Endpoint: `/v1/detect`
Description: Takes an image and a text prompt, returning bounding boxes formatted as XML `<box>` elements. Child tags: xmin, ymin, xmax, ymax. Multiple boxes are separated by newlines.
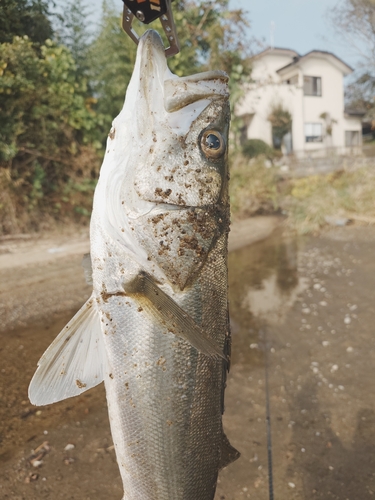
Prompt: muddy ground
<box><xmin>0</xmin><ymin>218</ymin><xmax>374</xmax><ymax>499</ymax></box>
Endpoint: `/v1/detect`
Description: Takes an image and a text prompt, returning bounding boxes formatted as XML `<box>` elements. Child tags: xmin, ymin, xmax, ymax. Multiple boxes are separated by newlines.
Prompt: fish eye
<box><xmin>200</xmin><ymin>130</ymin><xmax>225</xmax><ymax>159</ymax></box>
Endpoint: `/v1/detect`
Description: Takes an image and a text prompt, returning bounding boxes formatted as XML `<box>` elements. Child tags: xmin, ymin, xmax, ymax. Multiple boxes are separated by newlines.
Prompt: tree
<box><xmin>89</xmin><ymin>1</ymin><xmax>138</xmax><ymax>135</ymax></box>
<box><xmin>268</xmin><ymin>105</ymin><xmax>292</xmax><ymax>149</ymax></box>
<box><xmin>169</xmin><ymin>0</ymin><xmax>252</xmax><ymax>146</ymax></box>
<box><xmin>0</xmin><ymin>36</ymin><xmax>100</xmax><ymax>227</ymax></box>
<box><xmin>329</xmin><ymin>0</ymin><xmax>375</xmax><ymax>119</ymax></box>
<box><xmin>55</xmin><ymin>0</ymin><xmax>92</xmax><ymax>80</ymax></box>
<box><xmin>0</xmin><ymin>0</ymin><xmax>53</xmax><ymax>44</ymax></box>
<box><xmin>89</xmin><ymin>0</ymin><xmax>252</xmax><ymax>139</ymax></box>
<box><xmin>329</xmin><ymin>0</ymin><xmax>375</xmax><ymax>70</ymax></box>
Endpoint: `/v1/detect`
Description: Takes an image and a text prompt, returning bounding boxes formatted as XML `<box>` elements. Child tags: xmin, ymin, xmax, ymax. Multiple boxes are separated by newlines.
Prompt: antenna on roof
<box><xmin>270</xmin><ymin>21</ymin><xmax>275</xmax><ymax>49</ymax></box>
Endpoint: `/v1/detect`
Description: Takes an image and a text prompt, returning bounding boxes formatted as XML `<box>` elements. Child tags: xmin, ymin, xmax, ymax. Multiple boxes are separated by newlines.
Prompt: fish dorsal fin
<box><xmin>219</xmin><ymin>432</ymin><xmax>240</xmax><ymax>470</ymax></box>
<box><xmin>29</xmin><ymin>296</ymin><xmax>105</xmax><ymax>406</ymax></box>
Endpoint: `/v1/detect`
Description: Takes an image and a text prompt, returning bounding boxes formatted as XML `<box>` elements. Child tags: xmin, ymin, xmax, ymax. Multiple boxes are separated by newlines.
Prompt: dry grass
<box><xmin>3</xmin><ymin>151</ymin><xmax>375</xmax><ymax>236</ymax></box>
<box><xmin>229</xmin><ymin>154</ymin><xmax>375</xmax><ymax>234</ymax></box>
<box><xmin>229</xmin><ymin>154</ymin><xmax>280</xmax><ymax>220</ymax></box>
<box><xmin>285</xmin><ymin>167</ymin><xmax>375</xmax><ymax>234</ymax></box>
<box><xmin>0</xmin><ymin>146</ymin><xmax>100</xmax><ymax>236</ymax></box>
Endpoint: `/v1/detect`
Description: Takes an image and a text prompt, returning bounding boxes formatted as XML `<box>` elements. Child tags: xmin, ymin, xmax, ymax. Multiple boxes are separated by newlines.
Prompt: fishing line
<box><xmin>259</xmin><ymin>327</ymin><xmax>274</xmax><ymax>500</ymax></box>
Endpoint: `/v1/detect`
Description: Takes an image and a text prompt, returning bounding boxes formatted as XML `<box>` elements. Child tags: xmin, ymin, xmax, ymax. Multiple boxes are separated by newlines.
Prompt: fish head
<box><xmin>95</xmin><ymin>30</ymin><xmax>230</xmax><ymax>289</ymax></box>
<box><xmin>125</xmin><ymin>30</ymin><xmax>230</xmax><ymax>209</ymax></box>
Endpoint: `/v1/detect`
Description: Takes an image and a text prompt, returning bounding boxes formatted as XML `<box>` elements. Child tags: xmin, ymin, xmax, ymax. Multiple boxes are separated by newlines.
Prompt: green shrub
<box><xmin>0</xmin><ymin>36</ymin><xmax>101</xmax><ymax>234</ymax></box>
<box><xmin>242</xmin><ymin>139</ymin><xmax>276</xmax><ymax>160</ymax></box>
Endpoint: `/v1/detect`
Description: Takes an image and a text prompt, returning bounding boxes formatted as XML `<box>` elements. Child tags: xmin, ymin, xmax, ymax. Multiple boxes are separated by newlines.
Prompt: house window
<box><xmin>345</xmin><ymin>131</ymin><xmax>360</xmax><ymax>146</ymax></box>
<box><xmin>303</xmin><ymin>76</ymin><xmax>322</xmax><ymax>96</ymax></box>
<box><xmin>305</xmin><ymin>123</ymin><xmax>323</xmax><ymax>142</ymax></box>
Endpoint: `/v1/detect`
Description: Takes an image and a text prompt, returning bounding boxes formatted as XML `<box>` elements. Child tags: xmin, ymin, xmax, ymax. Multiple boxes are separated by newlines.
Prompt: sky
<box><xmin>230</xmin><ymin>0</ymin><xmax>359</xmax><ymax>68</ymax></box>
<box><xmin>59</xmin><ymin>0</ymin><xmax>362</xmax><ymax>73</ymax></box>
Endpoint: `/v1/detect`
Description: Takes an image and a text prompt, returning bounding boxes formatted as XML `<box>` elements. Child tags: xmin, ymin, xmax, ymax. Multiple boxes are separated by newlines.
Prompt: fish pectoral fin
<box><xmin>124</xmin><ymin>272</ymin><xmax>225</xmax><ymax>361</ymax></box>
<box><xmin>219</xmin><ymin>432</ymin><xmax>240</xmax><ymax>470</ymax></box>
<box><xmin>28</xmin><ymin>295</ymin><xmax>105</xmax><ymax>406</ymax></box>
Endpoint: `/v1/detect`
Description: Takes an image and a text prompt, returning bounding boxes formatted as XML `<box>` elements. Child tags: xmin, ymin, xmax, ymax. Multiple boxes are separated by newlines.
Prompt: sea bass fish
<box><xmin>29</xmin><ymin>29</ymin><xmax>239</xmax><ymax>499</ymax></box>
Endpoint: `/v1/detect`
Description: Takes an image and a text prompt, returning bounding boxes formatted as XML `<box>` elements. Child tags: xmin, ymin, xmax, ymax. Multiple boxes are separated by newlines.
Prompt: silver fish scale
<box><xmin>94</xmin><ymin>229</ymin><xmax>228</xmax><ymax>500</ymax></box>
<box><xmin>28</xmin><ymin>30</ymin><xmax>237</xmax><ymax>500</ymax></box>
<box><xmin>183</xmin><ymin>233</ymin><xmax>228</xmax><ymax>499</ymax></box>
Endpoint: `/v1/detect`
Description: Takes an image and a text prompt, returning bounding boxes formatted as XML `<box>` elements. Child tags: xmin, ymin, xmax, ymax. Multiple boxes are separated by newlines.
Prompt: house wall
<box><xmin>238</xmin><ymin>50</ymin><xmax>363</xmax><ymax>155</ymax></box>
<box><xmin>300</xmin><ymin>57</ymin><xmax>346</xmax><ymax>150</ymax></box>
<box><xmin>237</xmin><ymin>53</ymin><xmax>300</xmax><ymax>148</ymax></box>
<box><xmin>237</xmin><ymin>78</ymin><xmax>305</xmax><ymax>152</ymax></box>
<box><xmin>251</xmin><ymin>53</ymin><xmax>296</xmax><ymax>82</ymax></box>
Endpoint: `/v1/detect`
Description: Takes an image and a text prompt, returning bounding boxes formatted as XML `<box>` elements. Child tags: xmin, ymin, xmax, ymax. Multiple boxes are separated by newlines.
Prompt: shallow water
<box><xmin>1</xmin><ymin>226</ymin><xmax>375</xmax><ymax>499</ymax></box>
<box><xmin>219</xmin><ymin>227</ymin><xmax>375</xmax><ymax>500</ymax></box>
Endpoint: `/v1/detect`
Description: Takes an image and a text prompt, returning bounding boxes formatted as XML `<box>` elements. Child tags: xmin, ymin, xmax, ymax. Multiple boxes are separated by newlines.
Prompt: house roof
<box><xmin>345</xmin><ymin>107</ymin><xmax>367</xmax><ymax>117</ymax></box>
<box><xmin>251</xmin><ymin>47</ymin><xmax>300</xmax><ymax>60</ymax></box>
<box><xmin>276</xmin><ymin>50</ymin><xmax>353</xmax><ymax>76</ymax></box>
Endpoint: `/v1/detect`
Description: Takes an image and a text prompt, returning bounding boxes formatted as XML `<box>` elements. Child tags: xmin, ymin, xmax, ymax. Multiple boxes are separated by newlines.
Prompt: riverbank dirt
<box><xmin>1</xmin><ymin>218</ymin><xmax>375</xmax><ymax>499</ymax></box>
<box><xmin>0</xmin><ymin>216</ymin><xmax>280</xmax><ymax>333</ymax></box>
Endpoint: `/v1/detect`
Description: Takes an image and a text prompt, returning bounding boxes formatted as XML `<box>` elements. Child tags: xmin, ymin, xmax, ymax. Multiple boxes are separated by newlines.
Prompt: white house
<box><xmin>237</xmin><ymin>47</ymin><xmax>363</xmax><ymax>156</ymax></box>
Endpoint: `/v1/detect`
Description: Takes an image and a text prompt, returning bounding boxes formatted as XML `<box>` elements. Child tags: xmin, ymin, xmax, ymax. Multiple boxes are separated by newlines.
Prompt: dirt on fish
<box><xmin>1</xmin><ymin>219</ymin><xmax>375</xmax><ymax>499</ymax></box>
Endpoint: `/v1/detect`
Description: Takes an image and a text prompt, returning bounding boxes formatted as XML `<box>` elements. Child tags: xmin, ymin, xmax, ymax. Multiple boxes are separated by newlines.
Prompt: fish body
<box><xmin>29</xmin><ymin>30</ymin><xmax>238</xmax><ymax>499</ymax></box>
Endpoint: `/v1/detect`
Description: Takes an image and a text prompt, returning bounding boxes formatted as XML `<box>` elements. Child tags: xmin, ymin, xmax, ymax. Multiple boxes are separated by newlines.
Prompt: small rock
<box><xmin>25</xmin><ymin>473</ymin><xmax>39</xmax><ymax>483</ymax></box>
<box><xmin>64</xmin><ymin>443</ymin><xmax>75</xmax><ymax>451</ymax></box>
<box><xmin>288</xmin><ymin>482</ymin><xmax>296</xmax><ymax>488</ymax></box>
<box><xmin>31</xmin><ymin>459</ymin><xmax>43</xmax><ymax>468</ymax></box>
<box><xmin>344</xmin><ymin>317</ymin><xmax>351</xmax><ymax>325</ymax></box>
<box><xmin>346</xmin><ymin>346</ymin><xmax>353</xmax><ymax>353</ymax></box>
<box><xmin>325</xmin><ymin>216</ymin><xmax>350</xmax><ymax>226</ymax></box>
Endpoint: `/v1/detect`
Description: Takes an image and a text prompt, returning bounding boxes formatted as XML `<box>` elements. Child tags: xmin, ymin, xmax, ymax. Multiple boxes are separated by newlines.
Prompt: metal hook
<box><xmin>122</xmin><ymin>0</ymin><xmax>180</xmax><ymax>57</ymax></box>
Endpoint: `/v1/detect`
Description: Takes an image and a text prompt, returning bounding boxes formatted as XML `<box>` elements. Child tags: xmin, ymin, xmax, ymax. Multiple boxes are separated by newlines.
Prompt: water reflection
<box><xmin>228</xmin><ymin>229</ymin><xmax>307</xmax><ymax>355</ymax></box>
<box><xmin>219</xmin><ymin>230</ymin><xmax>310</xmax><ymax>499</ymax></box>
<box><xmin>221</xmin><ymin>225</ymin><xmax>375</xmax><ymax>500</ymax></box>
